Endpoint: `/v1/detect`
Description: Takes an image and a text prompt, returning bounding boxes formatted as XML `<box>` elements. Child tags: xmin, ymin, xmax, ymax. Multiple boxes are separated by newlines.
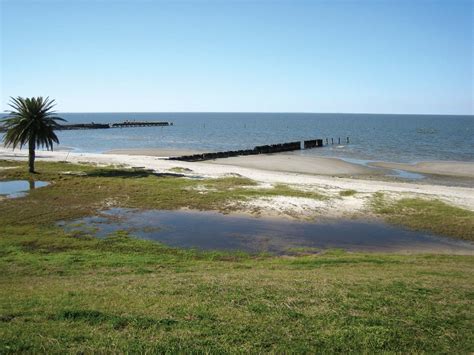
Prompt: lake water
<box><xmin>2</xmin><ymin>113</ymin><xmax>472</xmax><ymax>163</ymax></box>
<box><xmin>59</xmin><ymin>208</ymin><xmax>474</xmax><ymax>254</ymax></box>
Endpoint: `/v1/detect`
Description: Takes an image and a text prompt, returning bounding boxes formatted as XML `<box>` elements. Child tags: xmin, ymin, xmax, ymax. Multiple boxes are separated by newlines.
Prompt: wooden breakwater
<box><xmin>169</xmin><ymin>139</ymin><xmax>325</xmax><ymax>162</ymax></box>
<box><xmin>304</xmin><ymin>139</ymin><xmax>324</xmax><ymax>149</ymax></box>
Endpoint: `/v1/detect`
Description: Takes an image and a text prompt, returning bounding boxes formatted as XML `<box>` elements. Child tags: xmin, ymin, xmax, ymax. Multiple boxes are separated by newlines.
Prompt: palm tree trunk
<box><xmin>28</xmin><ymin>139</ymin><xmax>36</xmax><ymax>173</ymax></box>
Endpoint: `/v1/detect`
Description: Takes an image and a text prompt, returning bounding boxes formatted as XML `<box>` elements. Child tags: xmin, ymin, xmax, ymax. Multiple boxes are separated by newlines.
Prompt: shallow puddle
<box><xmin>340</xmin><ymin>158</ymin><xmax>425</xmax><ymax>180</ymax></box>
<box><xmin>389</xmin><ymin>169</ymin><xmax>425</xmax><ymax>180</ymax></box>
<box><xmin>59</xmin><ymin>208</ymin><xmax>474</xmax><ymax>254</ymax></box>
<box><xmin>0</xmin><ymin>180</ymin><xmax>49</xmax><ymax>198</ymax></box>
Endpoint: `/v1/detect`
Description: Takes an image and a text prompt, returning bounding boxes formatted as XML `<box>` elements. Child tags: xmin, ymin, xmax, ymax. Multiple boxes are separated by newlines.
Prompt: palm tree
<box><xmin>1</xmin><ymin>96</ymin><xmax>65</xmax><ymax>173</ymax></box>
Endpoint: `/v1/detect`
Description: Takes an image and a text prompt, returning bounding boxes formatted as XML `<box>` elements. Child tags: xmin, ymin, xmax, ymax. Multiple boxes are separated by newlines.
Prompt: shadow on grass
<box><xmin>54</xmin><ymin>310</ymin><xmax>178</xmax><ymax>330</ymax></box>
<box><xmin>85</xmin><ymin>168</ymin><xmax>185</xmax><ymax>179</ymax></box>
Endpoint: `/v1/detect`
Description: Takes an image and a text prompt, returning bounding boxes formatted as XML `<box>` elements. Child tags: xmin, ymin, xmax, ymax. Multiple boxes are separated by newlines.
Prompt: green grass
<box><xmin>0</xmin><ymin>160</ymin><xmax>325</xmax><ymax>227</ymax></box>
<box><xmin>168</xmin><ymin>166</ymin><xmax>193</xmax><ymax>173</ymax></box>
<box><xmin>373</xmin><ymin>193</ymin><xmax>474</xmax><ymax>241</ymax></box>
<box><xmin>339</xmin><ymin>189</ymin><xmax>357</xmax><ymax>197</ymax></box>
<box><xmin>0</xmin><ymin>160</ymin><xmax>473</xmax><ymax>352</ymax></box>
<box><xmin>0</xmin><ymin>232</ymin><xmax>473</xmax><ymax>353</ymax></box>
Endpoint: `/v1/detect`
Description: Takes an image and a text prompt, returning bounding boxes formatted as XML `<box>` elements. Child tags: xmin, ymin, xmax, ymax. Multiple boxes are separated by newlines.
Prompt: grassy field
<box><xmin>1</xmin><ymin>160</ymin><xmax>473</xmax><ymax>352</ymax></box>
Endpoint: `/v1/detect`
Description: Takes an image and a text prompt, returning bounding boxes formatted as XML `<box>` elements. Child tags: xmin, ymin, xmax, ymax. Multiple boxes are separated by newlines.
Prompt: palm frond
<box><xmin>1</xmin><ymin>96</ymin><xmax>66</xmax><ymax>150</ymax></box>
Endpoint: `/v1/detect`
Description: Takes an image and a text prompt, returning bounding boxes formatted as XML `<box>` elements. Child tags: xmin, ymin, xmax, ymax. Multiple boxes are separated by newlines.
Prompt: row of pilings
<box><xmin>169</xmin><ymin>139</ymin><xmax>325</xmax><ymax>162</ymax></box>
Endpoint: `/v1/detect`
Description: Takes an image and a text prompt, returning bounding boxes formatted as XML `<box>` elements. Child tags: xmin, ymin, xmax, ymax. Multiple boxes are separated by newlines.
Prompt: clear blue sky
<box><xmin>1</xmin><ymin>0</ymin><xmax>472</xmax><ymax>114</ymax></box>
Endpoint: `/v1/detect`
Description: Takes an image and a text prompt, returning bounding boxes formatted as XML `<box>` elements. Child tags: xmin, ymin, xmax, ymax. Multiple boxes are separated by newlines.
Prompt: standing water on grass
<box><xmin>2</xmin><ymin>113</ymin><xmax>472</xmax><ymax>163</ymax></box>
<box><xmin>59</xmin><ymin>209</ymin><xmax>474</xmax><ymax>255</ymax></box>
<box><xmin>0</xmin><ymin>180</ymin><xmax>49</xmax><ymax>198</ymax></box>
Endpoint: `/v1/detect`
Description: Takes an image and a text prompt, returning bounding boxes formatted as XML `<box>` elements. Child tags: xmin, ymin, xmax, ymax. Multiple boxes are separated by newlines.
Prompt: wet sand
<box><xmin>371</xmin><ymin>161</ymin><xmax>474</xmax><ymax>179</ymax></box>
<box><xmin>208</xmin><ymin>153</ymin><xmax>381</xmax><ymax>176</ymax></box>
<box><xmin>105</xmin><ymin>148</ymin><xmax>203</xmax><ymax>157</ymax></box>
<box><xmin>104</xmin><ymin>148</ymin><xmax>380</xmax><ymax>176</ymax></box>
<box><xmin>103</xmin><ymin>148</ymin><xmax>474</xmax><ymax>178</ymax></box>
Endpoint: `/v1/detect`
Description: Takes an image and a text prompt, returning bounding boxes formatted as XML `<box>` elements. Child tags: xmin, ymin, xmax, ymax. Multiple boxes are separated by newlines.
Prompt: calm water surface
<box><xmin>0</xmin><ymin>180</ymin><xmax>49</xmax><ymax>198</ymax></box>
<box><xmin>59</xmin><ymin>208</ymin><xmax>474</xmax><ymax>254</ymax></box>
<box><xmin>2</xmin><ymin>113</ymin><xmax>472</xmax><ymax>163</ymax></box>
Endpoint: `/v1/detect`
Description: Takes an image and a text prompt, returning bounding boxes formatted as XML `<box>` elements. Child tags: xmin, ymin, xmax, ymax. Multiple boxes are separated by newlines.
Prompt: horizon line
<box><xmin>1</xmin><ymin>110</ymin><xmax>472</xmax><ymax>117</ymax></box>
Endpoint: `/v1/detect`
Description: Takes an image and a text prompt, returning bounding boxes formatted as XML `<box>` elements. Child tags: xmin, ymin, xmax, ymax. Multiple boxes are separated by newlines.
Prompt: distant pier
<box><xmin>55</xmin><ymin>123</ymin><xmax>110</xmax><ymax>130</ymax></box>
<box><xmin>55</xmin><ymin>121</ymin><xmax>173</xmax><ymax>130</ymax></box>
<box><xmin>111</xmin><ymin>121</ymin><xmax>172</xmax><ymax>128</ymax></box>
<box><xmin>0</xmin><ymin>121</ymin><xmax>173</xmax><ymax>131</ymax></box>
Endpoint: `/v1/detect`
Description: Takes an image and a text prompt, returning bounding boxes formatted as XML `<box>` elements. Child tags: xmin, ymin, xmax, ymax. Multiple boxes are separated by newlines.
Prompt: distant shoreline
<box><xmin>2</xmin><ymin>146</ymin><xmax>474</xmax><ymax>180</ymax></box>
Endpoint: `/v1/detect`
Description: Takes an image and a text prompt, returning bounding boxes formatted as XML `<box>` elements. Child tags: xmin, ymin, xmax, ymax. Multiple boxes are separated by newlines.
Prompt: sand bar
<box><xmin>371</xmin><ymin>161</ymin><xmax>474</xmax><ymax>179</ymax></box>
<box><xmin>208</xmin><ymin>153</ymin><xmax>381</xmax><ymax>176</ymax></box>
<box><xmin>105</xmin><ymin>148</ymin><xmax>203</xmax><ymax>157</ymax></box>
<box><xmin>105</xmin><ymin>148</ymin><xmax>380</xmax><ymax>176</ymax></box>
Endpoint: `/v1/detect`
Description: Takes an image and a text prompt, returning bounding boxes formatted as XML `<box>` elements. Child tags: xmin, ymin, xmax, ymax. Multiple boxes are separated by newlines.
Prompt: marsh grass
<box><xmin>168</xmin><ymin>166</ymin><xmax>193</xmax><ymax>173</ymax></box>
<box><xmin>0</xmin><ymin>161</ymin><xmax>327</xmax><ymax>227</ymax></box>
<box><xmin>372</xmin><ymin>193</ymin><xmax>474</xmax><ymax>241</ymax></box>
<box><xmin>339</xmin><ymin>189</ymin><xmax>357</xmax><ymax>197</ymax></box>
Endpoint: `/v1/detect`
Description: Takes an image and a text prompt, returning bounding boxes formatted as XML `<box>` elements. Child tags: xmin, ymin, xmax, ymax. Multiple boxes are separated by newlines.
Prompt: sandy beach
<box><xmin>2</xmin><ymin>147</ymin><xmax>474</xmax><ymax>218</ymax></box>
<box><xmin>371</xmin><ymin>161</ymin><xmax>474</xmax><ymax>179</ymax></box>
<box><xmin>102</xmin><ymin>148</ymin><xmax>382</xmax><ymax>175</ymax></box>
<box><xmin>207</xmin><ymin>152</ymin><xmax>382</xmax><ymax>176</ymax></box>
<box><xmin>105</xmin><ymin>148</ymin><xmax>204</xmax><ymax>157</ymax></box>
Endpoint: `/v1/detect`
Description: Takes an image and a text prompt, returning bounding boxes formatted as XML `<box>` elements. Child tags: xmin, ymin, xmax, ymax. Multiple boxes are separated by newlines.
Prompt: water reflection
<box><xmin>59</xmin><ymin>208</ymin><xmax>474</xmax><ymax>255</ymax></box>
<box><xmin>0</xmin><ymin>180</ymin><xmax>49</xmax><ymax>198</ymax></box>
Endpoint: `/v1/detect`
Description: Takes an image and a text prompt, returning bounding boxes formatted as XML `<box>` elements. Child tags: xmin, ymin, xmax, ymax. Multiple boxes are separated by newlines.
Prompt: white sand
<box><xmin>1</xmin><ymin>147</ymin><xmax>474</xmax><ymax>217</ymax></box>
<box><xmin>105</xmin><ymin>148</ymin><xmax>203</xmax><ymax>157</ymax></box>
<box><xmin>228</xmin><ymin>194</ymin><xmax>371</xmax><ymax>220</ymax></box>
